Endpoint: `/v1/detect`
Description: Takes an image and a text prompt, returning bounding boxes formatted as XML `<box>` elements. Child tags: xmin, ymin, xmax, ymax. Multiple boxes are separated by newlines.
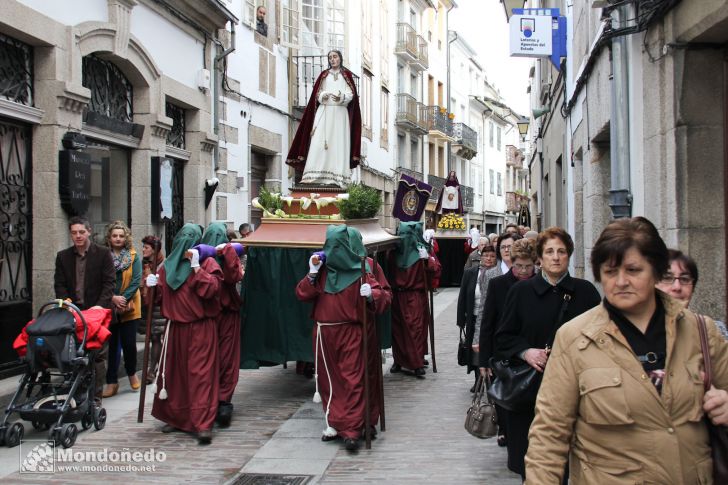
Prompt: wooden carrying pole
<box><xmin>360</xmin><ymin>256</ymin><xmax>372</xmax><ymax>449</ymax></box>
<box><xmin>372</xmin><ymin>251</ymin><xmax>385</xmax><ymax>432</ymax></box>
<box><xmin>422</xmin><ymin>258</ymin><xmax>437</xmax><ymax>373</ymax></box>
<box><xmin>138</xmin><ymin>241</ymin><xmax>160</xmax><ymax>422</ymax></box>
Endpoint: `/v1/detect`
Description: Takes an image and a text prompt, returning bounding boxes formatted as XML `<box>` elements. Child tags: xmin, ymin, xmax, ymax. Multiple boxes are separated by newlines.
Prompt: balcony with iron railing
<box><xmin>395</xmin><ymin>93</ymin><xmax>427</xmax><ymax>135</ymax></box>
<box><xmin>428</xmin><ymin>174</ymin><xmax>474</xmax><ymax>211</ymax></box>
<box><xmin>452</xmin><ymin>122</ymin><xmax>478</xmax><ymax>160</ymax></box>
<box><xmin>409</xmin><ymin>35</ymin><xmax>429</xmax><ymax>71</ymax></box>
<box><xmin>395</xmin><ymin>23</ymin><xmax>418</xmax><ymax>62</ymax></box>
<box><xmin>422</xmin><ymin>106</ymin><xmax>454</xmax><ymax>141</ymax></box>
<box><xmin>506</xmin><ymin>145</ymin><xmax>525</xmax><ymax>168</ymax></box>
<box><xmin>291</xmin><ymin>55</ymin><xmax>360</xmax><ymax>112</ymax></box>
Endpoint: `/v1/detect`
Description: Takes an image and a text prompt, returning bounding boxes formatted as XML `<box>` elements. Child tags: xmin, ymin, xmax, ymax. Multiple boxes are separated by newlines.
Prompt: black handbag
<box><xmin>697</xmin><ymin>314</ymin><xmax>728</xmax><ymax>482</ymax></box>
<box><xmin>457</xmin><ymin>327</ymin><xmax>470</xmax><ymax>367</ymax></box>
<box><xmin>487</xmin><ymin>291</ymin><xmax>572</xmax><ymax>412</ymax></box>
<box><xmin>464</xmin><ymin>375</ymin><xmax>498</xmax><ymax>439</ymax></box>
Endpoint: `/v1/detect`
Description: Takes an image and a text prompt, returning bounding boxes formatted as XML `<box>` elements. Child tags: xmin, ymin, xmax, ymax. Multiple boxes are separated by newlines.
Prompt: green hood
<box><xmin>163</xmin><ymin>223</ymin><xmax>202</xmax><ymax>290</ymax></box>
<box><xmin>323</xmin><ymin>225</ymin><xmax>370</xmax><ymax>294</ymax></box>
<box><xmin>201</xmin><ymin>222</ymin><xmax>228</xmax><ymax>265</ymax></box>
<box><xmin>396</xmin><ymin>221</ymin><xmax>428</xmax><ymax>269</ymax></box>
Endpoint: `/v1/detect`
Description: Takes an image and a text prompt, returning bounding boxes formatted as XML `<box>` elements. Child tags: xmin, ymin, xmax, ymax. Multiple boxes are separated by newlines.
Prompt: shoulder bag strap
<box><xmin>546</xmin><ymin>291</ymin><xmax>572</xmax><ymax>348</ymax></box>
<box><xmin>697</xmin><ymin>314</ymin><xmax>713</xmax><ymax>392</ymax></box>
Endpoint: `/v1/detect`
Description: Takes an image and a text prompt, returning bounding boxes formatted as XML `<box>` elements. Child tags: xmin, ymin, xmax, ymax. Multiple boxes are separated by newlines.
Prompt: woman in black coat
<box><xmin>477</xmin><ymin>238</ymin><xmax>539</xmax><ymax>446</ymax></box>
<box><xmin>493</xmin><ymin>227</ymin><xmax>600</xmax><ymax>481</ymax></box>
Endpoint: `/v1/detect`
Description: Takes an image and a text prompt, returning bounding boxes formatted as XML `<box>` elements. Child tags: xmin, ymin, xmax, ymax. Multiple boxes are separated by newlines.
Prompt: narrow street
<box><xmin>0</xmin><ymin>288</ymin><xmax>519</xmax><ymax>484</ymax></box>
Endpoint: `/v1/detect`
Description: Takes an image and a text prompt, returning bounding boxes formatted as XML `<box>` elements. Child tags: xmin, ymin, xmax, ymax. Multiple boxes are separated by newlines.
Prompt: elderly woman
<box><xmin>525</xmin><ymin>217</ymin><xmax>728</xmax><ymax>483</ymax></box>
<box><xmin>464</xmin><ymin>237</ymin><xmax>492</xmax><ymax>270</ymax></box>
<box><xmin>103</xmin><ymin>221</ymin><xmax>142</xmax><ymax>398</ymax></box>
<box><xmin>494</xmin><ymin>227</ymin><xmax>600</xmax><ymax>480</ymax></box>
<box><xmin>476</xmin><ymin>238</ymin><xmax>538</xmax><ymax>446</ymax></box>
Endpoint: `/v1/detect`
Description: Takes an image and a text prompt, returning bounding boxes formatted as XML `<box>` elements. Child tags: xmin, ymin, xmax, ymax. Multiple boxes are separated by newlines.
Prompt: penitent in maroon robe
<box><xmin>390</xmin><ymin>255</ymin><xmax>441</xmax><ymax>370</ymax></box>
<box><xmin>217</xmin><ymin>245</ymin><xmax>243</xmax><ymax>402</ymax></box>
<box><xmin>152</xmin><ymin>257</ymin><xmax>222</xmax><ymax>433</ymax></box>
<box><xmin>295</xmin><ymin>258</ymin><xmax>392</xmax><ymax>440</ymax></box>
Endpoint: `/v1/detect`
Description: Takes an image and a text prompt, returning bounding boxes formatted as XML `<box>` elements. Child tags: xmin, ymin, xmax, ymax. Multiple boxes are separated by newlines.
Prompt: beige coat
<box><xmin>525</xmin><ymin>292</ymin><xmax>728</xmax><ymax>484</ymax></box>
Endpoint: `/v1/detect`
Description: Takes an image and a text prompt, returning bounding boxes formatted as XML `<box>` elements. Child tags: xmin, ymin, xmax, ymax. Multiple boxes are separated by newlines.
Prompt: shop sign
<box><xmin>59</xmin><ymin>150</ymin><xmax>91</xmax><ymax>216</ymax></box>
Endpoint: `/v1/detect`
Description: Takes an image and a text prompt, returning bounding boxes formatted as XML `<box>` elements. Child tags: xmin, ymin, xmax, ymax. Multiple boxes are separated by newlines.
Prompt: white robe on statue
<box><xmin>301</xmin><ymin>70</ymin><xmax>353</xmax><ymax>187</ymax></box>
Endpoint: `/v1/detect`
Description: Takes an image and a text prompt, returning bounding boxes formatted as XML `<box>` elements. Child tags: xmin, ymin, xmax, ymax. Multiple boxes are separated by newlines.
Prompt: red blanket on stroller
<box><xmin>13</xmin><ymin>307</ymin><xmax>112</xmax><ymax>357</ymax></box>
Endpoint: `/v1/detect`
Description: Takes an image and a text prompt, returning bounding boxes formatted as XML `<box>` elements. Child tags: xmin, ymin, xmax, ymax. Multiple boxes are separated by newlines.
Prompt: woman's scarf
<box><xmin>163</xmin><ymin>224</ymin><xmax>202</xmax><ymax>291</ymax></box>
<box><xmin>323</xmin><ymin>225</ymin><xmax>370</xmax><ymax>294</ymax></box>
<box><xmin>112</xmin><ymin>248</ymin><xmax>133</xmax><ymax>272</ymax></box>
<box><xmin>396</xmin><ymin>221</ymin><xmax>429</xmax><ymax>269</ymax></box>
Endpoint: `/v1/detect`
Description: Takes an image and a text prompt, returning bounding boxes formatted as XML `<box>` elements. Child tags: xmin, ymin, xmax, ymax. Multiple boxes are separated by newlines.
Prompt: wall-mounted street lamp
<box><xmin>517</xmin><ymin>116</ymin><xmax>530</xmax><ymax>142</ymax></box>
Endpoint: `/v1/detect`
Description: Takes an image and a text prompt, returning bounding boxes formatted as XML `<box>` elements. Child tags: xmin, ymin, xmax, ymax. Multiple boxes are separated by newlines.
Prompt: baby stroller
<box><xmin>0</xmin><ymin>300</ymin><xmax>107</xmax><ymax>449</ymax></box>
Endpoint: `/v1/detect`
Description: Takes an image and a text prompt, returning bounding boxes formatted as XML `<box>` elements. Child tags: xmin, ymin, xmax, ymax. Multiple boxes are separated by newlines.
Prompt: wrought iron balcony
<box><xmin>428</xmin><ymin>174</ymin><xmax>474</xmax><ymax>211</ymax></box>
<box><xmin>291</xmin><ymin>55</ymin><xmax>360</xmax><ymax>112</ymax></box>
<box><xmin>395</xmin><ymin>23</ymin><xmax>419</xmax><ymax>61</ymax></box>
<box><xmin>422</xmin><ymin>106</ymin><xmax>454</xmax><ymax>141</ymax></box>
<box><xmin>506</xmin><ymin>145</ymin><xmax>525</xmax><ymax>168</ymax></box>
<box><xmin>395</xmin><ymin>93</ymin><xmax>427</xmax><ymax>135</ymax></box>
<box><xmin>452</xmin><ymin>122</ymin><xmax>478</xmax><ymax>160</ymax></box>
<box><xmin>410</xmin><ymin>35</ymin><xmax>429</xmax><ymax>71</ymax></box>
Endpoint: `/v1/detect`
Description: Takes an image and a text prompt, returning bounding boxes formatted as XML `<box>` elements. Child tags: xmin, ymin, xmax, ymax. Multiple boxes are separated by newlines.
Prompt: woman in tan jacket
<box><xmin>525</xmin><ymin>217</ymin><xmax>728</xmax><ymax>484</ymax></box>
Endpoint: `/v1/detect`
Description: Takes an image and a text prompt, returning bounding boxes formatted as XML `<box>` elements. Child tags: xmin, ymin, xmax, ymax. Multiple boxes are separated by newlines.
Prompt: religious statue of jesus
<box><xmin>286</xmin><ymin>50</ymin><xmax>362</xmax><ymax>187</ymax></box>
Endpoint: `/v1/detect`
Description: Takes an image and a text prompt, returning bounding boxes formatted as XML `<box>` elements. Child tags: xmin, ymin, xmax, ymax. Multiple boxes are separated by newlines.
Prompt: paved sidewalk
<box><xmin>0</xmin><ymin>288</ymin><xmax>520</xmax><ymax>484</ymax></box>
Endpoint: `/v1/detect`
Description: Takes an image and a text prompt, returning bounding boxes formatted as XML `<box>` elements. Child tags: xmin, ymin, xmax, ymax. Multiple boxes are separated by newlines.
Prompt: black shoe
<box><xmin>321</xmin><ymin>433</ymin><xmax>339</xmax><ymax>442</ymax></box>
<box><xmin>469</xmin><ymin>384</ymin><xmax>476</xmax><ymax>393</ymax></box>
<box><xmin>197</xmin><ymin>429</ymin><xmax>212</xmax><ymax>445</ymax></box>
<box><xmin>216</xmin><ymin>402</ymin><xmax>233</xmax><ymax>427</ymax></box>
<box><xmin>414</xmin><ymin>367</ymin><xmax>426</xmax><ymax>377</ymax></box>
<box><xmin>360</xmin><ymin>426</ymin><xmax>378</xmax><ymax>440</ymax></box>
<box><xmin>344</xmin><ymin>438</ymin><xmax>359</xmax><ymax>451</ymax></box>
<box><xmin>423</xmin><ymin>359</ymin><xmax>429</xmax><ymax>367</ymax></box>
<box><xmin>390</xmin><ymin>363</ymin><xmax>402</xmax><ymax>373</ymax></box>
<box><xmin>161</xmin><ymin>424</ymin><xmax>178</xmax><ymax>433</ymax></box>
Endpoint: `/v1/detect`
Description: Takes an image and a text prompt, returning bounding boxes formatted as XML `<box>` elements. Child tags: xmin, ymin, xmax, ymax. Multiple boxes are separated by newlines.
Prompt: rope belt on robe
<box><xmin>313</xmin><ymin>321</ymin><xmax>348</xmax><ymax>437</ymax></box>
<box><xmin>155</xmin><ymin>322</ymin><xmax>172</xmax><ymax>400</ymax></box>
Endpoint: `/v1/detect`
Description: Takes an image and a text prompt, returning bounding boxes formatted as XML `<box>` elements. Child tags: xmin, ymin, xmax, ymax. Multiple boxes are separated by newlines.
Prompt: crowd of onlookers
<box><xmin>457</xmin><ymin>218</ymin><xmax>728</xmax><ymax>484</ymax></box>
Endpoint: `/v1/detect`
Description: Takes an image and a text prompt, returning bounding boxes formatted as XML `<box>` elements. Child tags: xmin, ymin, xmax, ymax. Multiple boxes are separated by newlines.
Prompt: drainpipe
<box><xmin>213</xmin><ymin>22</ymin><xmax>236</xmax><ymax>171</ymax></box>
<box><xmin>608</xmin><ymin>4</ymin><xmax>632</xmax><ymax>218</ymax></box>
<box><xmin>446</xmin><ymin>23</ymin><xmax>457</xmax><ymax>174</ymax></box>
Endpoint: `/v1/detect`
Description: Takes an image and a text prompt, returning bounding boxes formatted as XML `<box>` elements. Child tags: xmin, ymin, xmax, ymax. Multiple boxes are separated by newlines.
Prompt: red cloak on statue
<box><xmin>286</xmin><ymin>68</ymin><xmax>362</xmax><ymax>171</ymax></box>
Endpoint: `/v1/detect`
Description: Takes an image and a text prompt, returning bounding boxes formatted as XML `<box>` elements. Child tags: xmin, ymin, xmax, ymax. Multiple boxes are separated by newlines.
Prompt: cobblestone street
<box><xmin>0</xmin><ymin>288</ymin><xmax>520</xmax><ymax>484</ymax></box>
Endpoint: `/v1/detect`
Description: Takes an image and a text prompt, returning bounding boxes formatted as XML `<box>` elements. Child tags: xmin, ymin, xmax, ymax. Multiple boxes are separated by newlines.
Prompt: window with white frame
<box><xmin>497</xmin><ymin>172</ymin><xmax>502</xmax><ymax>196</ymax></box>
<box><xmin>497</xmin><ymin>126</ymin><xmax>502</xmax><ymax>151</ymax></box>
<box><xmin>326</xmin><ymin>0</ymin><xmax>345</xmax><ymax>53</ymax></box>
<box><xmin>362</xmin><ymin>69</ymin><xmax>372</xmax><ymax>140</ymax></box>
<box><xmin>380</xmin><ymin>0</ymin><xmax>389</xmax><ymax>87</ymax></box>
<box><xmin>243</xmin><ymin>0</ymin><xmax>256</xmax><ymax>28</ymax></box>
<box><xmin>362</xmin><ymin>0</ymin><xmax>372</xmax><ymax>69</ymax></box>
<box><xmin>280</xmin><ymin>0</ymin><xmax>300</xmax><ymax>48</ymax></box>
<box><xmin>380</xmin><ymin>87</ymin><xmax>389</xmax><ymax>149</ymax></box>
<box><xmin>489</xmin><ymin>169</ymin><xmax>495</xmax><ymax>194</ymax></box>
<box><xmin>489</xmin><ymin>122</ymin><xmax>494</xmax><ymax>147</ymax></box>
<box><xmin>301</xmin><ymin>0</ymin><xmax>324</xmax><ymax>54</ymax></box>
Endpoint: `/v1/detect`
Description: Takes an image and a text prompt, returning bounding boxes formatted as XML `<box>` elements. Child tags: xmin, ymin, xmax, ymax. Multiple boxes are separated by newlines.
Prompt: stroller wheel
<box><xmin>5</xmin><ymin>422</ymin><xmax>24</xmax><ymax>448</ymax></box>
<box><xmin>59</xmin><ymin>423</ymin><xmax>77</xmax><ymax>448</ymax></box>
<box><xmin>81</xmin><ymin>411</ymin><xmax>93</xmax><ymax>430</ymax></box>
<box><xmin>93</xmin><ymin>408</ymin><xmax>107</xmax><ymax>430</ymax></box>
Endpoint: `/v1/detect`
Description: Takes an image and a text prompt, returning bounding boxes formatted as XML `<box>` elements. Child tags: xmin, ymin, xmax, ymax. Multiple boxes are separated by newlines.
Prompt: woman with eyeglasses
<box><xmin>525</xmin><ymin>218</ymin><xmax>728</xmax><ymax>483</ymax></box>
<box><xmin>656</xmin><ymin>249</ymin><xmax>728</xmax><ymax>339</ymax></box>
<box><xmin>494</xmin><ymin>227</ymin><xmax>600</xmax><ymax>481</ymax></box>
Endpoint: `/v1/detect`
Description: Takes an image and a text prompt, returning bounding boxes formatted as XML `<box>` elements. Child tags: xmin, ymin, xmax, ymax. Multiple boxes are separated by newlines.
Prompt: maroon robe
<box><xmin>151</xmin><ymin>257</ymin><xmax>222</xmax><ymax>433</ymax></box>
<box><xmin>286</xmin><ymin>68</ymin><xmax>362</xmax><ymax>171</ymax></box>
<box><xmin>295</xmin><ymin>258</ymin><xmax>391</xmax><ymax>440</ymax></box>
<box><xmin>216</xmin><ymin>245</ymin><xmax>243</xmax><ymax>402</ymax></box>
<box><xmin>390</xmin><ymin>255</ymin><xmax>442</xmax><ymax>370</ymax></box>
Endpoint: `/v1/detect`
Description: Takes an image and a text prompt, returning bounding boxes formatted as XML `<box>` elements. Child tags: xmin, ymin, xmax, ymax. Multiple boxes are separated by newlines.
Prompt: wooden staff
<box><xmin>422</xmin><ymin>257</ymin><xmax>437</xmax><ymax>373</ymax></box>
<box><xmin>360</xmin><ymin>256</ymin><xmax>372</xmax><ymax>450</ymax></box>
<box><xmin>372</xmin><ymin>250</ymin><xmax>386</xmax><ymax>432</ymax></box>
<box><xmin>138</xmin><ymin>239</ymin><xmax>161</xmax><ymax>423</ymax></box>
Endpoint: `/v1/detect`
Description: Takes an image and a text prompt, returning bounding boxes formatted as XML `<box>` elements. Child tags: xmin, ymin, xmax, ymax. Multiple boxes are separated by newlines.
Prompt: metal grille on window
<box><xmin>165</xmin><ymin>102</ymin><xmax>186</xmax><ymax>149</ymax></box>
<box><xmin>164</xmin><ymin>160</ymin><xmax>185</xmax><ymax>255</ymax></box>
<box><xmin>0</xmin><ymin>33</ymin><xmax>33</xmax><ymax>106</ymax></box>
<box><xmin>82</xmin><ymin>55</ymin><xmax>133</xmax><ymax>122</ymax></box>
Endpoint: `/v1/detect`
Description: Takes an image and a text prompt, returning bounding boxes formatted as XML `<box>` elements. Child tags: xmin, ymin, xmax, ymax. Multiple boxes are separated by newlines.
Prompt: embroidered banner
<box><xmin>393</xmin><ymin>173</ymin><xmax>432</xmax><ymax>222</ymax></box>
